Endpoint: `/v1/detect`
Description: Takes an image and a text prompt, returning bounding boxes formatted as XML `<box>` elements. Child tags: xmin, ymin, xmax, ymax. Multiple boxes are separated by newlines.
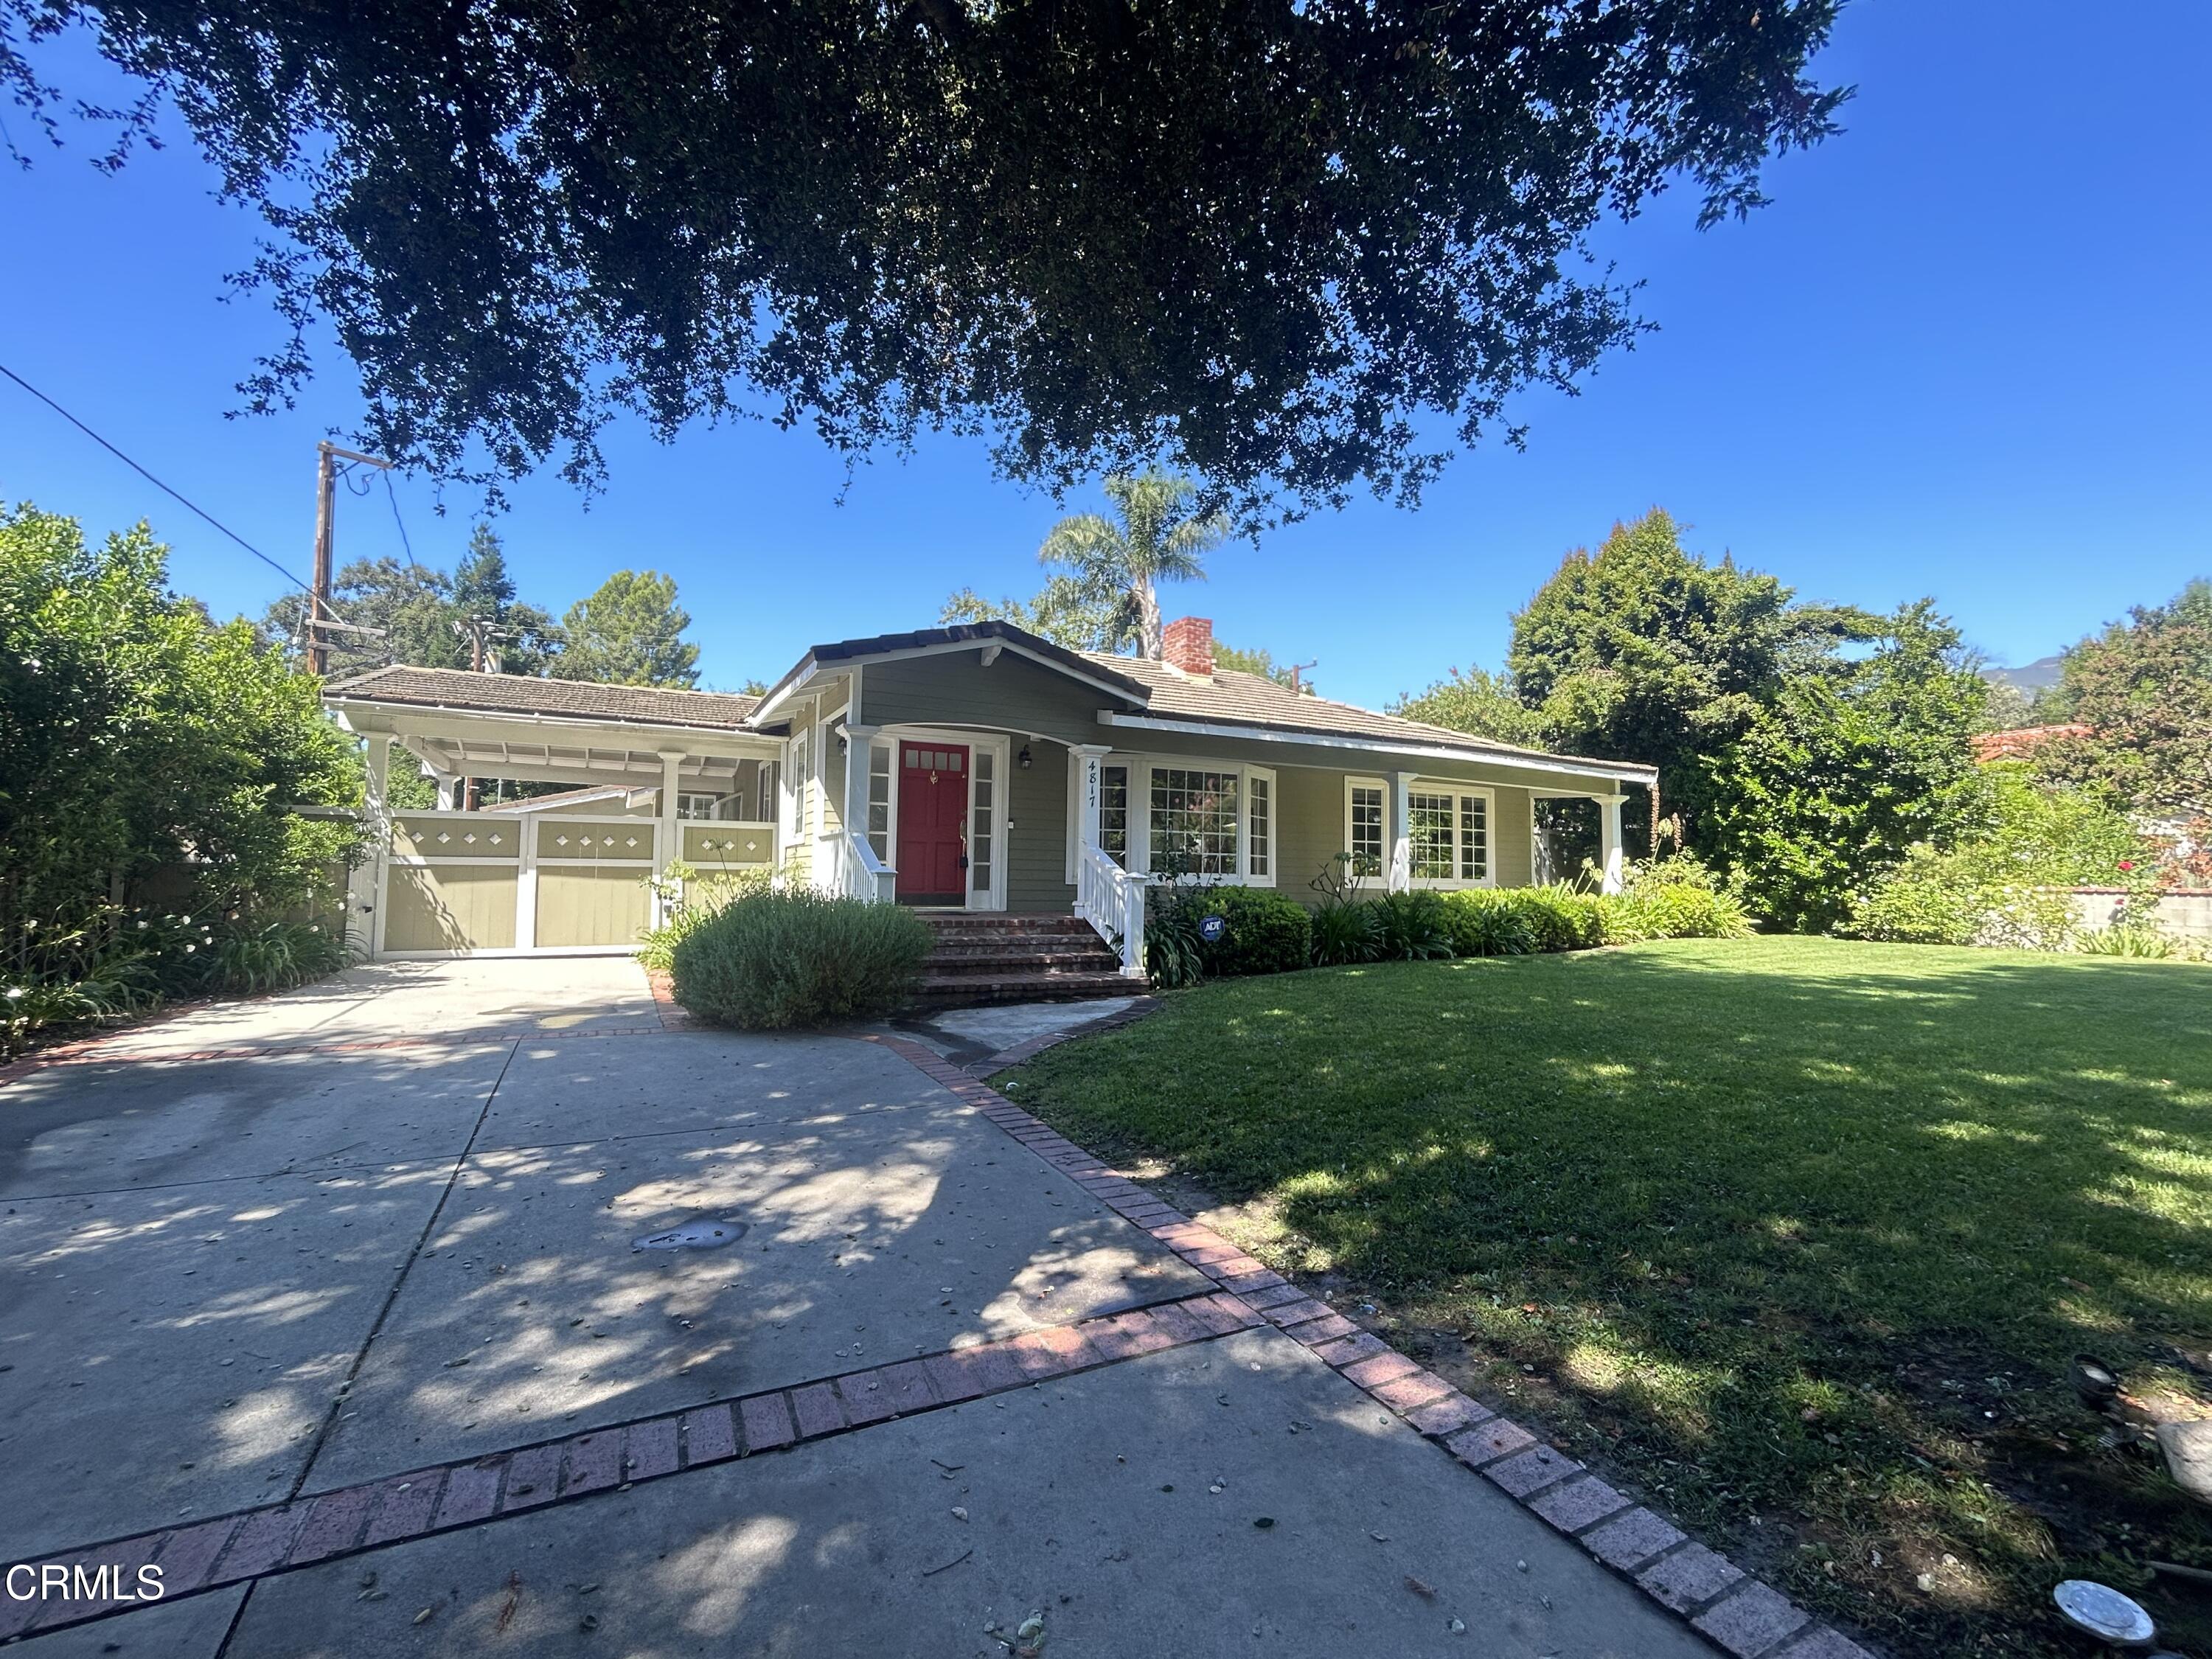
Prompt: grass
<box><xmin>999</xmin><ymin>937</ymin><xmax>2212</xmax><ymax>1658</ymax></box>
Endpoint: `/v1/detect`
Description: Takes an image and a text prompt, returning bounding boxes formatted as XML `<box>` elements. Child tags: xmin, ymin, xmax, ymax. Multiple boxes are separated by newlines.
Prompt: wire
<box><xmin>0</xmin><ymin>358</ymin><xmax>311</xmax><ymax>593</ymax></box>
<box><xmin>381</xmin><ymin>471</ymin><xmax>416</xmax><ymax>564</ymax></box>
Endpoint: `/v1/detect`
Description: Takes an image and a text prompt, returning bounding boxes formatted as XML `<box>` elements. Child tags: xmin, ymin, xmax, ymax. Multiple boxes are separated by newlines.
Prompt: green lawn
<box><xmin>1001</xmin><ymin>937</ymin><xmax>2212</xmax><ymax>1659</ymax></box>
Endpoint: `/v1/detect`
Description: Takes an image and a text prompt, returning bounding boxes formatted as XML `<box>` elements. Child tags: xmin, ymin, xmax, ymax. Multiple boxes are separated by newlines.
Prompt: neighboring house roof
<box><xmin>1972</xmin><ymin>723</ymin><xmax>2090</xmax><ymax>763</ymax></box>
<box><xmin>480</xmin><ymin>785</ymin><xmax>639</xmax><ymax>813</ymax></box>
<box><xmin>326</xmin><ymin>664</ymin><xmax>760</xmax><ymax>730</ymax></box>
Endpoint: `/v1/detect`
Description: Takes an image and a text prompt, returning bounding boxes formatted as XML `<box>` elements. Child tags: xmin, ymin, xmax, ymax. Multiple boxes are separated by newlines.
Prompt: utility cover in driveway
<box><xmin>632</xmin><ymin>1217</ymin><xmax>750</xmax><ymax>1251</ymax></box>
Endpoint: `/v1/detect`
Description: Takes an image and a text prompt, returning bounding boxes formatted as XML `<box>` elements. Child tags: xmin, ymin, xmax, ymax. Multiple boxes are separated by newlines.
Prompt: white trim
<box><xmin>1106</xmin><ymin>750</ymin><xmax>1278</xmax><ymax>888</ymax></box>
<box><xmin>880</xmin><ymin>726</ymin><xmax>1012</xmax><ymax>911</ymax></box>
<box><xmin>1342</xmin><ymin>776</ymin><xmax>1497</xmax><ymax>889</ymax></box>
<box><xmin>330</xmin><ymin>696</ymin><xmax>777</xmax><ymax>745</ymax></box>
<box><xmin>1094</xmin><ymin>711</ymin><xmax>1655</xmax><ymax>787</ymax></box>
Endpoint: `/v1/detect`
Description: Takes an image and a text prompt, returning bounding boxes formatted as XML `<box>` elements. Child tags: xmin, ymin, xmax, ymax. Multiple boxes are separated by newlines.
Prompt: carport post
<box><xmin>349</xmin><ymin>733</ymin><xmax>392</xmax><ymax>959</ymax></box>
<box><xmin>655</xmin><ymin>749</ymin><xmax>684</xmax><ymax>922</ymax></box>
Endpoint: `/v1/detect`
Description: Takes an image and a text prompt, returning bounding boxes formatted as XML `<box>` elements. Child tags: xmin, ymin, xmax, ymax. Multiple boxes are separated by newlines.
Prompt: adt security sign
<box><xmin>1197</xmin><ymin>915</ymin><xmax>1228</xmax><ymax>944</ymax></box>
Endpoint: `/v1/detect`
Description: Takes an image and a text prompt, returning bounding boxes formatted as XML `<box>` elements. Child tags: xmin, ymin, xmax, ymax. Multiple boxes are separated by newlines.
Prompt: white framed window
<box><xmin>1346</xmin><ymin>779</ymin><xmax>1385</xmax><ymax>879</ymax></box>
<box><xmin>1247</xmin><ymin>767</ymin><xmax>1273</xmax><ymax>879</ymax></box>
<box><xmin>866</xmin><ymin>741</ymin><xmax>891</xmax><ymax>863</ymax></box>
<box><xmin>675</xmin><ymin>793</ymin><xmax>723</xmax><ymax>821</ymax></box>
<box><xmin>1099</xmin><ymin>763</ymin><xmax>1130</xmax><ymax>869</ymax></box>
<box><xmin>970</xmin><ymin>748</ymin><xmax>996</xmax><ymax>894</ymax></box>
<box><xmin>788</xmin><ymin>731</ymin><xmax>811</xmax><ymax>841</ymax></box>
<box><xmin>1346</xmin><ymin>777</ymin><xmax>1492</xmax><ymax>887</ymax></box>
<box><xmin>1148</xmin><ymin>766</ymin><xmax>1240</xmax><ymax>877</ymax></box>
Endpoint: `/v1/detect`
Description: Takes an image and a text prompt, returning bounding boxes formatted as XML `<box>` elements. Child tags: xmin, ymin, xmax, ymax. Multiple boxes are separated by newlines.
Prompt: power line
<box><xmin>381</xmin><ymin>470</ymin><xmax>416</xmax><ymax>565</ymax></box>
<box><xmin>0</xmin><ymin>358</ymin><xmax>311</xmax><ymax>593</ymax></box>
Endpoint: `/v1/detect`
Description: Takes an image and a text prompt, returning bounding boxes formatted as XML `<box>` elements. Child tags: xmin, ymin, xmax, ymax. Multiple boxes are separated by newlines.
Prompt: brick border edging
<box><xmin>863</xmin><ymin>1031</ymin><xmax>1882</xmax><ymax>1659</ymax></box>
<box><xmin>0</xmin><ymin>1290</ymin><xmax>1262</xmax><ymax>1644</ymax></box>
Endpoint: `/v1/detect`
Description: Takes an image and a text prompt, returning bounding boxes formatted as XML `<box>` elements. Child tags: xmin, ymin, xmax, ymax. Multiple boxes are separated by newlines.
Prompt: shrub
<box><xmin>1512</xmin><ymin>885</ymin><xmax>1610</xmax><ymax>951</ymax></box>
<box><xmin>1436</xmin><ymin>889</ymin><xmax>1537</xmax><ymax>957</ymax></box>
<box><xmin>1307</xmin><ymin>855</ymin><xmax>1381</xmax><ymax>966</ymax></box>
<box><xmin>1143</xmin><ymin>895</ymin><xmax>1210</xmax><ymax>989</ymax></box>
<box><xmin>669</xmin><ymin>890</ymin><xmax>931</xmax><ymax>1029</ymax></box>
<box><xmin>1846</xmin><ymin>768</ymin><xmax>2151</xmax><ymax>950</ymax></box>
<box><xmin>1195</xmin><ymin>886</ymin><xmax>1312</xmax><ymax>977</ymax></box>
<box><xmin>1599</xmin><ymin>855</ymin><xmax>1754</xmax><ymax>943</ymax></box>
<box><xmin>1372</xmin><ymin>890</ymin><xmax>1453</xmax><ymax>959</ymax></box>
<box><xmin>637</xmin><ymin>863</ymin><xmax>773</xmax><ymax>973</ymax></box>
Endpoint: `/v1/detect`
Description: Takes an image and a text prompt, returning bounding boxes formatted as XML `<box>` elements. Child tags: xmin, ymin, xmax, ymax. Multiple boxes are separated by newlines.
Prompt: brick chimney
<box><xmin>1161</xmin><ymin>616</ymin><xmax>1214</xmax><ymax>677</ymax></box>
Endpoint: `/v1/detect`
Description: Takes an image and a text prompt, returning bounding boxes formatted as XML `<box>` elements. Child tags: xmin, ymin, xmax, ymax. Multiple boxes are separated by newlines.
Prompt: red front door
<box><xmin>895</xmin><ymin>742</ymin><xmax>969</xmax><ymax>905</ymax></box>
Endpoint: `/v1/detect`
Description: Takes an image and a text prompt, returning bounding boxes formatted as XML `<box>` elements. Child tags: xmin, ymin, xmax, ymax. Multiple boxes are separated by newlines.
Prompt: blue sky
<box><xmin>3</xmin><ymin>1</ymin><xmax>2208</xmax><ymax>709</ymax></box>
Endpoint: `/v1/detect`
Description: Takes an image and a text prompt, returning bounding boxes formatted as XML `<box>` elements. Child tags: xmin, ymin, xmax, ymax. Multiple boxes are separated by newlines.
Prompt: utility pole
<box><xmin>1289</xmin><ymin>659</ymin><xmax>1318</xmax><ymax>695</ymax></box>
<box><xmin>307</xmin><ymin>441</ymin><xmax>392</xmax><ymax>675</ymax></box>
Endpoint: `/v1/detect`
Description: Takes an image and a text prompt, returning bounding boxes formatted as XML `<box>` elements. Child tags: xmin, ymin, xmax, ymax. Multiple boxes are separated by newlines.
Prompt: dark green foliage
<box><xmin>1510</xmin><ymin>509</ymin><xmax>1884</xmax><ymax>847</ymax></box>
<box><xmin>2038</xmin><ymin>578</ymin><xmax>2212</xmax><ymax>823</ymax></box>
<box><xmin>2</xmin><ymin>505</ymin><xmax>363</xmax><ymax>1052</ymax></box>
<box><xmin>260</xmin><ymin>523</ymin><xmax>560</xmax><ymax>678</ymax></box>
<box><xmin>1196</xmin><ymin>886</ymin><xmax>1312</xmax><ymax>977</ymax></box>
<box><xmin>1308</xmin><ymin>898</ymin><xmax>1382</xmax><ymax>967</ymax></box>
<box><xmin>669</xmin><ymin>890</ymin><xmax>931</xmax><ymax>1029</ymax></box>
<box><xmin>1143</xmin><ymin>902</ymin><xmax>1209</xmax><ymax>990</ymax></box>
<box><xmin>558</xmin><ymin>569</ymin><xmax>701</xmax><ymax>688</ymax></box>
<box><xmin>1702</xmin><ymin>601</ymin><xmax>1989</xmax><ymax>931</ymax></box>
<box><xmin>1434</xmin><ymin>890</ymin><xmax>1540</xmax><ymax>956</ymax></box>
<box><xmin>2</xmin><ymin>4</ymin><xmax>1843</xmax><ymax>526</ymax></box>
<box><xmin>1307</xmin><ymin>855</ymin><xmax>1381</xmax><ymax>966</ymax></box>
<box><xmin>1371</xmin><ymin>891</ymin><xmax>1453</xmax><ymax>960</ymax></box>
<box><xmin>1389</xmin><ymin>664</ymin><xmax>1548</xmax><ymax>748</ymax></box>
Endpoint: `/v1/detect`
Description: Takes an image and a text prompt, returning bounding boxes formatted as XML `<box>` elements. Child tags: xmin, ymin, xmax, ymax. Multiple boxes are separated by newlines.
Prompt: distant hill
<box><xmin>1983</xmin><ymin>654</ymin><xmax>2065</xmax><ymax>694</ymax></box>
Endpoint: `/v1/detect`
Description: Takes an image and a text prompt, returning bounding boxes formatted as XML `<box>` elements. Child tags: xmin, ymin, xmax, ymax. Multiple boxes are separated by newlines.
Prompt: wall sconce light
<box><xmin>836</xmin><ymin>732</ymin><xmax>849</xmax><ymax>755</ymax></box>
<box><xmin>1018</xmin><ymin>745</ymin><xmax>1032</xmax><ymax>769</ymax></box>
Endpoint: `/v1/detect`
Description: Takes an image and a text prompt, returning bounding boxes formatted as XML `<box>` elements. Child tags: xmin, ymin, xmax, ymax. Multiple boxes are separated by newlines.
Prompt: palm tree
<box><xmin>1037</xmin><ymin>473</ymin><xmax>1229</xmax><ymax>659</ymax></box>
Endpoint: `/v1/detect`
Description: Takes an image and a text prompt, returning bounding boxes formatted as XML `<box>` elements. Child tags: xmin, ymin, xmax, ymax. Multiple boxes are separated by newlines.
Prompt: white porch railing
<box><xmin>835</xmin><ymin>829</ymin><xmax>897</xmax><ymax>904</ymax></box>
<box><xmin>1076</xmin><ymin>841</ymin><xmax>1148</xmax><ymax>978</ymax></box>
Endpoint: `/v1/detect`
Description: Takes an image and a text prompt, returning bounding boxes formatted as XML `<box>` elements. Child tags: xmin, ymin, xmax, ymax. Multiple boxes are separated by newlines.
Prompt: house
<box><xmin>324</xmin><ymin>616</ymin><xmax>1657</xmax><ymax>974</ymax></box>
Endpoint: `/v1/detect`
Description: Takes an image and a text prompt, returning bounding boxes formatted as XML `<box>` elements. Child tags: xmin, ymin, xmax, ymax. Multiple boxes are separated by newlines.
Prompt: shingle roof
<box><xmin>1077</xmin><ymin>650</ymin><xmax>1649</xmax><ymax>774</ymax></box>
<box><xmin>326</xmin><ymin>664</ymin><xmax>759</xmax><ymax>729</ymax></box>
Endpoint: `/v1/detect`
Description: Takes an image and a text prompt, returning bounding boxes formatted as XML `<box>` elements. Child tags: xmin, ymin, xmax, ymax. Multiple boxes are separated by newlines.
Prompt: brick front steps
<box><xmin>911</xmin><ymin>914</ymin><xmax>1138</xmax><ymax>1009</ymax></box>
<box><xmin>865</xmin><ymin>1033</ymin><xmax>1883</xmax><ymax>1659</ymax></box>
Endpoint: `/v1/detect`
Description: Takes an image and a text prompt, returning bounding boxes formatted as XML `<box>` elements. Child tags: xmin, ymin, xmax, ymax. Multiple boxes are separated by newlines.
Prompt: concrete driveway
<box><xmin>0</xmin><ymin>959</ymin><xmax>1727</xmax><ymax>1658</ymax></box>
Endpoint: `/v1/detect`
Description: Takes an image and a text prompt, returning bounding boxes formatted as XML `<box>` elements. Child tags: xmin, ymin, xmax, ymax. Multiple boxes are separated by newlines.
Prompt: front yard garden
<box><xmin>999</xmin><ymin>937</ymin><xmax>2212</xmax><ymax>1658</ymax></box>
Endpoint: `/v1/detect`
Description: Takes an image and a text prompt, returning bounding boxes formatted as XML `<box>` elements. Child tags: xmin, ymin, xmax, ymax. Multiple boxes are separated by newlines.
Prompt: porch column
<box><xmin>1073</xmin><ymin>744</ymin><xmax>1110</xmax><ymax>853</ymax></box>
<box><xmin>1599</xmin><ymin>793</ymin><xmax>1626</xmax><ymax>894</ymax></box>
<box><xmin>1386</xmin><ymin>771</ymin><xmax>1413</xmax><ymax>893</ymax></box>
<box><xmin>349</xmin><ymin>733</ymin><xmax>392</xmax><ymax>959</ymax></box>
<box><xmin>843</xmin><ymin>723</ymin><xmax>883</xmax><ymax>900</ymax></box>
<box><xmin>655</xmin><ymin>749</ymin><xmax>684</xmax><ymax>922</ymax></box>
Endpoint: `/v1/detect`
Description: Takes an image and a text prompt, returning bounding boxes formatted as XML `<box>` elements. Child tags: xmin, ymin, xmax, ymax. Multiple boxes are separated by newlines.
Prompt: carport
<box><xmin>325</xmin><ymin>667</ymin><xmax>782</xmax><ymax>959</ymax></box>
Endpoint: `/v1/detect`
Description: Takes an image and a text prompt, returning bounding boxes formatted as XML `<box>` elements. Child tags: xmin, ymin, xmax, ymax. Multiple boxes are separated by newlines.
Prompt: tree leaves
<box><xmin>1</xmin><ymin>1</ymin><xmax>1845</xmax><ymax>525</ymax></box>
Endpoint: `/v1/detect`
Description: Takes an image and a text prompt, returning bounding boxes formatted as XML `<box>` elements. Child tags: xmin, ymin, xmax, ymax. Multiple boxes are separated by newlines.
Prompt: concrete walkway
<box><xmin>1</xmin><ymin>960</ymin><xmax>1719</xmax><ymax>1658</ymax></box>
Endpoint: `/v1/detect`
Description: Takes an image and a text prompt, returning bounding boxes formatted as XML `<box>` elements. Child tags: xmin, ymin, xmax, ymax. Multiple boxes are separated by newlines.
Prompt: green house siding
<box><xmin>1008</xmin><ymin>742</ymin><xmax>1074</xmax><ymax>913</ymax></box>
<box><xmin>861</xmin><ymin>653</ymin><xmax>1105</xmax><ymax>743</ymax></box>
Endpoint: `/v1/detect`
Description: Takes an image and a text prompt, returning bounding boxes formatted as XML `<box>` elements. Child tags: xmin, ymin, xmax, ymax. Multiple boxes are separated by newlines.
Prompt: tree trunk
<box><xmin>1134</xmin><ymin>575</ymin><xmax>1164</xmax><ymax>658</ymax></box>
